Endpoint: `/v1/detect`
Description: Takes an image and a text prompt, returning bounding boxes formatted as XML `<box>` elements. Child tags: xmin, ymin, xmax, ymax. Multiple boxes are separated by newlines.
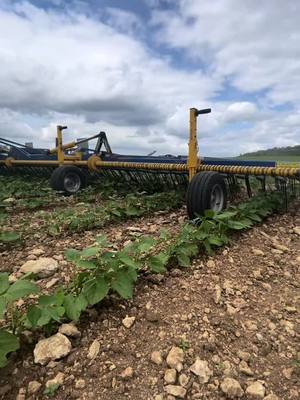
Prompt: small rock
<box><xmin>271</xmin><ymin>242</ymin><xmax>289</xmax><ymax>252</ymax></box>
<box><xmin>207</xmin><ymin>259</ymin><xmax>216</xmax><ymax>268</ymax></box>
<box><xmin>292</xmin><ymin>226</ymin><xmax>300</xmax><ymax>236</ymax></box>
<box><xmin>45</xmin><ymin>278</ymin><xmax>59</xmax><ymax>289</ymax></box>
<box><xmin>227</xmin><ymin>304</ymin><xmax>237</xmax><ymax>316</ymax></box>
<box><xmin>282</xmin><ymin>367</ymin><xmax>293</xmax><ymax>379</ymax></box>
<box><xmin>59</xmin><ymin>323</ymin><xmax>81</xmax><ymax>338</ymax></box>
<box><xmin>178</xmin><ymin>374</ymin><xmax>189</xmax><ymax>387</ymax></box>
<box><xmin>45</xmin><ymin>372</ymin><xmax>65</xmax><ymax>388</ymax></box>
<box><xmin>28</xmin><ymin>381</ymin><xmax>42</xmax><ymax>394</ymax></box>
<box><xmin>3</xmin><ymin>197</ymin><xmax>15</xmax><ymax>203</ymax></box>
<box><xmin>151</xmin><ymin>350</ymin><xmax>163</xmax><ymax>365</ymax></box>
<box><xmin>220</xmin><ymin>378</ymin><xmax>244</xmax><ymax>398</ymax></box>
<box><xmin>239</xmin><ymin>360</ymin><xmax>254</xmax><ymax>376</ymax></box>
<box><xmin>31</xmin><ymin>248</ymin><xmax>45</xmax><ymax>256</ymax></box>
<box><xmin>237</xmin><ymin>350</ymin><xmax>251</xmax><ymax>362</ymax></box>
<box><xmin>122</xmin><ymin>316</ymin><xmax>136</xmax><ymax>329</ymax></box>
<box><xmin>127</xmin><ymin>226</ymin><xmax>143</xmax><ymax>232</ymax></box>
<box><xmin>244</xmin><ymin>320</ymin><xmax>258</xmax><ymax>331</ymax></box>
<box><xmin>34</xmin><ymin>333</ymin><xmax>72</xmax><ymax>365</ymax></box>
<box><xmin>252</xmin><ymin>248</ymin><xmax>265</xmax><ymax>256</ymax></box>
<box><xmin>165</xmin><ymin>385</ymin><xmax>186</xmax><ymax>399</ymax></box>
<box><xmin>120</xmin><ymin>366</ymin><xmax>134</xmax><ymax>380</ymax></box>
<box><xmin>75</xmin><ymin>379</ymin><xmax>86</xmax><ymax>389</ymax></box>
<box><xmin>285</xmin><ymin>306</ymin><xmax>297</xmax><ymax>313</ymax></box>
<box><xmin>223</xmin><ymin>360</ymin><xmax>235</xmax><ymax>377</ymax></box>
<box><xmin>164</xmin><ymin>369</ymin><xmax>177</xmax><ymax>384</ymax></box>
<box><xmin>87</xmin><ymin>339</ymin><xmax>100</xmax><ymax>360</ymax></box>
<box><xmin>263</xmin><ymin>395</ymin><xmax>279</xmax><ymax>400</ymax></box>
<box><xmin>16</xmin><ymin>388</ymin><xmax>26</xmax><ymax>400</ymax></box>
<box><xmin>190</xmin><ymin>358</ymin><xmax>213</xmax><ymax>383</ymax></box>
<box><xmin>214</xmin><ymin>284</ymin><xmax>222</xmax><ymax>304</ymax></box>
<box><xmin>166</xmin><ymin>347</ymin><xmax>184</xmax><ymax>372</ymax></box>
<box><xmin>20</xmin><ymin>257</ymin><xmax>58</xmax><ymax>278</ymax></box>
<box><xmin>246</xmin><ymin>381</ymin><xmax>265</xmax><ymax>399</ymax></box>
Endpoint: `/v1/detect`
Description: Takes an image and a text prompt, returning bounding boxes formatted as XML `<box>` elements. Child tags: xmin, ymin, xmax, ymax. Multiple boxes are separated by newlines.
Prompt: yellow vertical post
<box><xmin>188</xmin><ymin>108</ymin><xmax>199</xmax><ymax>181</ymax></box>
<box><xmin>187</xmin><ymin>107</ymin><xmax>211</xmax><ymax>181</ymax></box>
<box><xmin>56</xmin><ymin>125</ymin><xmax>67</xmax><ymax>164</ymax></box>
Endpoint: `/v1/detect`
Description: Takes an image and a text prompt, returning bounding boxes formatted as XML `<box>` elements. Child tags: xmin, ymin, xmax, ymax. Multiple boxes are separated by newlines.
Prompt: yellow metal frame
<box><xmin>188</xmin><ymin>108</ymin><xmax>199</xmax><ymax>181</ymax></box>
<box><xmin>52</xmin><ymin>125</ymin><xmax>82</xmax><ymax>164</ymax></box>
<box><xmin>1</xmin><ymin>109</ymin><xmax>299</xmax><ymax>180</ymax></box>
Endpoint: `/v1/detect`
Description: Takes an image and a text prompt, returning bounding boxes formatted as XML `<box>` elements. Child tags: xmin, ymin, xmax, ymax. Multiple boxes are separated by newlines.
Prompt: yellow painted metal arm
<box><xmin>49</xmin><ymin>140</ymin><xmax>77</xmax><ymax>155</ymax></box>
<box><xmin>188</xmin><ymin>107</ymin><xmax>211</xmax><ymax>181</ymax></box>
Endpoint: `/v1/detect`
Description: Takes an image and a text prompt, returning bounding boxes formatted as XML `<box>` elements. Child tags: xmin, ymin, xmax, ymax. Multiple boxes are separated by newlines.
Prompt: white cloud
<box><xmin>223</xmin><ymin>102</ymin><xmax>258</xmax><ymax>123</ymax></box>
<box><xmin>152</xmin><ymin>0</ymin><xmax>300</xmax><ymax>105</ymax></box>
<box><xmin>0</xmin><ymin>0</ymin><xmax>300</xmax><ymax>158</ymax></box>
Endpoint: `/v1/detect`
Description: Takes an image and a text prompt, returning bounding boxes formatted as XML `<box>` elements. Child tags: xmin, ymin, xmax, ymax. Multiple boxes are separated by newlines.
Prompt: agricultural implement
<box><xmin>1</xmin><ymin>108</ymin><xmax>300</xmax><ymax>217</ymax></box>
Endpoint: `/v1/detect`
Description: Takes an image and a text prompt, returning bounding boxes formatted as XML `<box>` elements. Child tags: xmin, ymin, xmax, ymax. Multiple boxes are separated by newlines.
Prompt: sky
<box><xmin>0</xmin><ymin>0</ymin><xmax>300</xmax><ymax>157</ymax></box>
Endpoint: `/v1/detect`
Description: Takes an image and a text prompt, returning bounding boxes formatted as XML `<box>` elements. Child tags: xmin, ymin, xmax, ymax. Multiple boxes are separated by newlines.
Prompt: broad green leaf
<box><xmin>47</xmin><ymin>306</ymin><xmax>65</xmax><ymax>322</ymax></box>
<box><xmin>0</xmin><ymin>329</ymin><xmax>20</xmax><ymax>368</ymax></box>
<box><xmin>43</xmin><ymin>383</ymin><xmax>60</xmax><ymax>396</ymax></box>
<box><xmin>201</xmin><ymin>219</ymin><xmax>216</xmax><ymax>233</ymax></box>
<box><xmin>203</xmin><ymin>239</ymin><xmax>213</xmax><ymax>255</ymax></box>
<box><xmin>54</xmin><ymin>289</ymin><xmax>65</xmax><ymax>306</ymax></box>
<box><xmin>95</xmin><ymin>235</ymin><xmax>109</xmax><ymax>246</ymax></box>
<box><xmin>26</xmin><ymin>305</ymin><xmax>42</xmax><ymax>328</ymax></box>
<box><xmin>64</xmin><ymin>293</ymin><xmax>87</xmax><ymax>321</ymax></box>
<box><xmin>148</xmin><ymin>253</ymin><xmax>169</xmax><ymax>273</ymax></box>
<box><xmin>0</xmin><ymin>231</ymin><xmax>20</xmax><ymax>243</ymax></box>
<box><xmin>36</xmin><ymin>309</ymin><xmax>52</xmax><ymax>327</ymax></box>
<box><xmin>48</xmin><ymin>225</ymin><xmax>60</xmax><ymax>236</ymax></box>
<box><xmin>159</xmin><ymin>228</ymin><xmax>170</xmax><ymax>240</ymax></box>
<box><xmin>239</xmin><ymin>218</ymin><xmax>253</xmax><ymax>227</ymax></box>
<box><xmin>81</xmin><ymin>247</ymin><xmax>100</xmax><ymax>258</ymax></box>
<box><xmin>179</xmin><ymin>243</ymin><xmax>198</xmax><ymax>257</ymax></box>
<box><xmin>176</xmin><ymin>253</ymin><xmax>190</xmax><ymax>267</ymax></box>
<box><xmin>111</xmin><ymin>270</ymin><xmax>134</xmax><ymax>299</ymax></box>
<box><xmin>137</xmin><ymin>237</ymin><xmax>155</xmax><ymax>253</ymax></box>
<box><xmin>5</xmin><ymin>280</ymin><xmax>39</xmax><ymax>302</ymax></box>
<box><xmin>37</xmin><ymin>305</ymin><xmax>65</xmax><ymax>326</ymax></box>
<box><xmin>38</xmin><ymin>294</ymin><xmax>56</xmax><ymax>306</ymax></box>
<box><xmin>248</xmin><ymin>213</ymin><xmax>262</xmax><ymax>222</ymax></box>
<box><xmin>111</xmin><ymin>209</ymin><xmax>122</xmax><ymax>217</ymax></box>
<box><xmin>75</xmin><ymin>260</ymin><xmax>97</xmax><ymax>270</ymax></box>
<box><xmin>214</xmin><ymin>211</ymin><xmax>238</xmax><ymax>220</ymax></box>
<box><xmin>0</xmin><ymin>297</ymin><xmax>6</xmax><ymax>319</ymax></box>
<box><xmin>208</xmin><ymin>236</ymin><xmax>225</xmax><ymax>246</ymax></box>
<box><xmin>125</xmin><ymin>206</ymin><xmax>141</xmax><ymax>216</ymax></box>
<box><xmin>83</xmin><ymin>277</ymin><xmax>109</xmax><ymax>305</ymax></box>
<box><xmin>227</xmin><ymin>220</ymin><xmax>247</xmax><ymax>230</ymax></box>
<box><xmin>64</xmin><ymin>248</ymin><xmax>81</xmax><ymax>262</ymax></box>
<box><xmin>204</xmin><ymin>209</ymin><xmax>215</xmax><ymax>218</ymax></box>
<box><xmin>117</xmin><ymin>253</ymin><xmax>139</xmax><ymax>269</ymax></box>
<box><xmin>0</xmin><ymin>273</ymin><xmax>9</xmax><ymax>295</ymax></box>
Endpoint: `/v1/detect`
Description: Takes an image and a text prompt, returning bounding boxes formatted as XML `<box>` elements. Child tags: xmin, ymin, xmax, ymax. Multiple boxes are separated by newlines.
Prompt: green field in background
<box><xmin>237</xmin><ymin>155</ymin><xmax>300</xmax><ymax>163</ymax></box>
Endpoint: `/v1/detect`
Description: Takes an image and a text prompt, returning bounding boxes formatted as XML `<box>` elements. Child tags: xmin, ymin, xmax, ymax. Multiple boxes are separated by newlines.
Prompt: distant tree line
<box><xmin>240</xmin><ymin>145</ymin><xmax>300</xmax><ymax>157</ymax></box>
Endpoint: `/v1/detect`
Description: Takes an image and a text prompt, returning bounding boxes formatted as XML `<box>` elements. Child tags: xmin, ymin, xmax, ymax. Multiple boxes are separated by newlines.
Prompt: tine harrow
<box><xmin>1</xmin><ymin>108</ymin><xmax>299</xmax><ymax>217</ymax></box>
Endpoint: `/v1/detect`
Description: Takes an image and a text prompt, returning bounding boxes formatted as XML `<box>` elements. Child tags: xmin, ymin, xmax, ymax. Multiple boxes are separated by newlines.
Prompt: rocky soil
<box><xmin>0</xmin><ymin>205</ymin><xmax>299</xmax><ymax>400</ymax></box>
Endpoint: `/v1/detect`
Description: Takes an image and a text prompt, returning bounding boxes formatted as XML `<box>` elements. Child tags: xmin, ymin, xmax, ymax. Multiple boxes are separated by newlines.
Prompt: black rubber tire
<box><xmin>186</xmin><ymin>172</ymin><xmax>227</xmax><ymax>219</ymax></box>
<box><xmin>50</xmin><ymin>166</ymin><xmax>86</xmax><ymax>195</ymax></box>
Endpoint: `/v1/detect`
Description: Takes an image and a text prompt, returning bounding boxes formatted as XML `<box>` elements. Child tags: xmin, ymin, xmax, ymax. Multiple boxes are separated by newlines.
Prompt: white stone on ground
<box><xmin>34</xmin><ymin>333</ymin><xmax>71</xmax><ymax>365</ymax></box>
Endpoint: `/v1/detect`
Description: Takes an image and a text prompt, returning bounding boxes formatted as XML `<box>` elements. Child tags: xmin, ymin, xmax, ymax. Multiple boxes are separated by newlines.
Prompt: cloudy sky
<box><xmin>0</xmin><ymin>0</ymin><xmax>300</xmax><ymax>157</ymax></box>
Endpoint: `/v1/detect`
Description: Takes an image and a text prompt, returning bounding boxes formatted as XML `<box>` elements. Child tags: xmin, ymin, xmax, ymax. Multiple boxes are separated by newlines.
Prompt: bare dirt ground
<box><xmin>0</xmin><ymin>205</ymin><xmax>299</xmax><ymax>400</ymax></box>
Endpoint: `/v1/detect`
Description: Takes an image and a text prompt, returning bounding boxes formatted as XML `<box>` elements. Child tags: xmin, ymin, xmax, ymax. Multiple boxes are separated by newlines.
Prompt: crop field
<box><xmin>0</xmin><ymin>175</ymin><xmax>299</xmax><ymax>400</ymax></box>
